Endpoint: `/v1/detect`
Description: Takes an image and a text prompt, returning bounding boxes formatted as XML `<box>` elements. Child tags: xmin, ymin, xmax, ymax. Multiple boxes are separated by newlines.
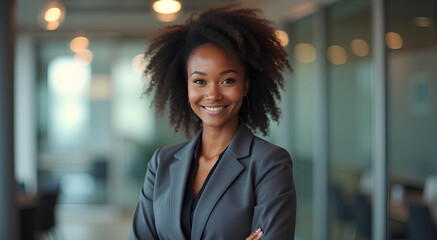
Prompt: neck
<box><xmin>200</xmin><ymin>120</ymin><xmax>239</xmax><ymax>159</ymax></box>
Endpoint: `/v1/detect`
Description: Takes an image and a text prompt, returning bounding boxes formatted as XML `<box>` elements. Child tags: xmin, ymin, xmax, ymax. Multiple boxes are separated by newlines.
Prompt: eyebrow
<box><xmin>190</xmin><ymin>69</ymin><xmax>238</xmax><ymax>77</ymax></box>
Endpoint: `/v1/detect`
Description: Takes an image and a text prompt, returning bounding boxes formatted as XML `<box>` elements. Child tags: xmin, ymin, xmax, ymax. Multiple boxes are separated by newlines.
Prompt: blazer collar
<box><xmin>168</xmin><ymin>130</ymin><xmax>201</xmax><ymax>240</ymax></box>
<box><xmin>169</xmin><ymin>122</ymin><xmax>254</xmax><ymax>240</ymax></box>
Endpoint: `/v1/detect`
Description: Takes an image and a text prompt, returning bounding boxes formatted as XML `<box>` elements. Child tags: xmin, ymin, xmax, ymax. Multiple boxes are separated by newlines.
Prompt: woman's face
<box><xmin>187</xmin><ymin>43</ymin><xmax>249</xmax><ymax>130</ymax></box>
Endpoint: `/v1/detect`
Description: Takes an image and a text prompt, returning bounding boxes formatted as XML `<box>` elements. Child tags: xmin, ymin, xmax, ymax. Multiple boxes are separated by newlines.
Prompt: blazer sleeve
<box><xmin>251</xmin><ymin>147</ymin><xmax>297</xmax><ymax>240</ymax></box>
<box><xmin>128</xmin><ymin>147</ymin><xmax>161</xmax><ymax>240</ymax></box>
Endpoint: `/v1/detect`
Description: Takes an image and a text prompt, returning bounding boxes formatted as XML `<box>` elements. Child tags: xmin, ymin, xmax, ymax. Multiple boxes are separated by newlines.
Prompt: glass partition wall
<box><xmin>387</xmin><ymin>0</ymin><xmax>437</xmax><ymax>239</ymax></box>
<box><xmin>36</xmin><ymin>38</ymin><xmax>187</xmax><ymax>207</ymax></box>
<box><xmin>326</xmin><ymin>0</ymin><xmax>373</xmax><ymax>239</ymax></box>
<box><xmin>288</xmin><ymin>15</ymin><xmax>316</xmax><ymax>240</ymax></box>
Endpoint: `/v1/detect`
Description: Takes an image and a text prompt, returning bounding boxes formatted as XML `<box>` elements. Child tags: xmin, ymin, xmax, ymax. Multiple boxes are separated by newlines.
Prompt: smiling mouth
<box><xmin>201</xmin><ymin>105</ymin><xmax>228</xmax><ymax>112</ymax></box>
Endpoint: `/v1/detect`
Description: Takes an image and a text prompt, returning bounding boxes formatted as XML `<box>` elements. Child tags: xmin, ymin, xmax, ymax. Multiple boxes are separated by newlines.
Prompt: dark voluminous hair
<box><xmin>144</xmin><ymin>4</ymin><xmax>292</xmax><ymax>137</ymax></box>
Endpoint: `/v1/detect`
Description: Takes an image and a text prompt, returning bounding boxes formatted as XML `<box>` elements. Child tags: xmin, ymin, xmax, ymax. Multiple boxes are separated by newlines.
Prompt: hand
<box><xmin>245</xmin><ymin>228</ymin><xmax>263</xmax><ymax>240</ymax></box>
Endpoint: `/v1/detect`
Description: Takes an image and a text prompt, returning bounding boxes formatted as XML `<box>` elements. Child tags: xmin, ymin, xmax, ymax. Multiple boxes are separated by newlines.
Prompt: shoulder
<box><xmin>246</xmin><ymin>137</ymin><xmax>295</xmax><ymax>196</ymax></box>
<box><xmin>148</xmin><ymin>140</ymin><xmax>192</xmax><ymax>167</ymax></box>
<box><xmin>250</xmin><ymin>136</ymin><xmax>293</xmax><ymax>165</ymax></box>
<box><xmin>155</xmin><ymin>140</ymin><xmax>190</xmax><ymax>158</ymax></box>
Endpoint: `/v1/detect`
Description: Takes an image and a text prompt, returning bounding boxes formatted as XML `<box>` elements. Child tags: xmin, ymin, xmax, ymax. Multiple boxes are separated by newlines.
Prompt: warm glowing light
<box><xmin>132</xmin><ymin>54</ymin><xmax>147</xmax><ymax>73</ymax></box>
<box><xmin>40</xmin><ymin>1</ymin><xmax>65</xmax><ymax>30</ymax></box>
<box><xmin>74</xmin><ymin>49</ymin><xmax>93</xmax><ymax>66</ymax></box>
<box><xmin>45</xmin><ymin>21</ymin><xmax>60</xmax><ymax>30</ymax></box>
<box><xmin>156</xmin><ymin>13</ymin><xmax>178</xmax><ymax>22</ymax></box>
<box><xmin>413</xmin><ymin>17</ymin><xmax>432</xmax><ymax>27</ymax></box>
<box><xmin>294</xmin><ymin>43</ymin><xmax>316</xmax><ymax>63</ymax></box>
<box><xmin>152</xmin><ymin>0</ymin><xmax>181</xmax><ymax>14</ymax></box>
<box><xmin>275</xmin><ymin>30</ymin><xmax>289</xmax><ymax>47</ymax></box>
<box><xmin>70</xmin><ymin>37</ymin><xmax>90</xmax><ymax>52</ymax></box>
<box><xmin>327</xmin><ymin>45</ymin><xmax>347</xmax><ymax>65</ymax></box>
<box><xmin>350</xmin><ymin>39</ymin><xmax>369</xmax><ymax>57</ymax></box>
<box><xmin>385</xmin><ymin>32</ymin><xmax>403</xmax><ymax>50</ymax></box>
<box><xmin>45</xmin><ymin>7</ymin><xmax>61</xmax><ymax>22</ymax></box>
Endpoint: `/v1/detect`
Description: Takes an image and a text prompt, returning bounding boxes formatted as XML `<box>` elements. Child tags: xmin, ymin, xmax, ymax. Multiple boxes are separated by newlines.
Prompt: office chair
<box><xmin>353</xmin><ymin>192</ymin><xmax>371</xmax><ymax>239</ymax></box>
<box><xmin>34</xmin><ymin>183</ymin><xmax>61</xmax><ymax>240</ymax></box>
<box><xmin>332</xmin><ymin>185</ymin><xmax>356</xmax><ymax>239</ymax></box>
<box><xmin>407</xmin><ymin>203</ymin><xmax>437</xmax><ymax>240</ymax></box>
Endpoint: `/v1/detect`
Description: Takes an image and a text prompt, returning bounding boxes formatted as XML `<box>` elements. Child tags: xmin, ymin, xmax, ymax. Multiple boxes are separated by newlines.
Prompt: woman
<box><xmin>129</xmin><ymin>5</ymin><xmax>296</xmax><ymax>240</ymax></box>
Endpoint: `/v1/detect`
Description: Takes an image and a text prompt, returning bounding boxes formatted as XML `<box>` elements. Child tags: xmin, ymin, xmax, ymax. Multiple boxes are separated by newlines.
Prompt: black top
<box><xmin>181</xmin><ymin>139</ymin><xmax>228</xmax><ymax>239</ymax></box>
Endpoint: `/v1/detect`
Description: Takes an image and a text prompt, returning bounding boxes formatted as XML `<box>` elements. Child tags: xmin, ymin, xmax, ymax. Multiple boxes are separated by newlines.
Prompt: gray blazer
<box><xmin>129</xmin><ymin>123</ymin><xmax>296</xmax><ymax>240</ymax></box>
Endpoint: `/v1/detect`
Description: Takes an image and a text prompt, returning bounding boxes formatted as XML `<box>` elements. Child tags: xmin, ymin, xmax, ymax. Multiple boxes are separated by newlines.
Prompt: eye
<box><xmin>222</xmin><ymin>78</ymin><xmax>235</xmax><ymax>84</ymax></box>
<box><xmin>193</xmin><ymin>79</ymin><xmax>205</xmax><ymax>85</ymax></box>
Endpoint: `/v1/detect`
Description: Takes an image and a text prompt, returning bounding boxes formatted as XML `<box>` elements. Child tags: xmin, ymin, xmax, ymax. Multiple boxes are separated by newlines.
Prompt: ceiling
<box><xmin>16</xmin><ymin>0</ymin><xmax>332</xmax><ymax>38</ymax></box>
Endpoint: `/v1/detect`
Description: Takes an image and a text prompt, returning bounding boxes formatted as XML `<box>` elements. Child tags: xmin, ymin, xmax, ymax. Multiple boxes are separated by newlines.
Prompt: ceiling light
<box><xmin>156</xmin><ymin>13</ymin><xmax>178</xmax><ymax>22</ymax></box>
<box><xmin>350</xmin><ymin>39</ymin><xmax>369</xmax><ymax>57</ymax></box>
<box><xmin>74</xmin><ymin>49</ymin><xmax>93</xmax><ymax>66</ymax></box>
<box><xmin>45</xmin><ymin>21</ymin><xmax>60</xmax><ymax>31</ymax></box>
<box><xmin>153</xmin><ymin>0</ymin><xmax>182</xmax><ymax>14</ymax></box>
<box><xmin>70</xmin><ymin>36</ymin><xmax>90</xmax><ymax>52</ymax></box>
<box><xmin>327</xmin><ymin>45</ymin><xmax>347</xmax><ymax>65</ymax></box>
<box><xmin>385</xmin><ymin>32</ymin><xmax>403</xmax><ymax>50</ymax></box>
<box><xmin>45</xmin><ymin>7</ymin><xmax>61</xmax><ymax>22</ymax></box>
<box><xmin>40</xmin><ymin>0</ymin><xmax>65</xmax><ymax>30</ymax></box>
<box><xmin>413</xmin><ymin>17</ymin><xmax>432</xmax><ymax>27</ymax></box>
<box><xmin>275</xmin><ymin>30</ymin><xmax>289</xmax><ymax>47</ymax></box>
<box><xmin>294</xmin><ymin>43</ymin><xmax>316</xmax><ymax>63</ymax></box>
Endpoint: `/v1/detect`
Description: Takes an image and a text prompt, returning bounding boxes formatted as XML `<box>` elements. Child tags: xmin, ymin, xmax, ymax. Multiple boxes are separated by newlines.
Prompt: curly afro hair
<box><xmin>144</xmin><ymin>4</ymin><xmax>292</xmax><ymax>137</ymax></box>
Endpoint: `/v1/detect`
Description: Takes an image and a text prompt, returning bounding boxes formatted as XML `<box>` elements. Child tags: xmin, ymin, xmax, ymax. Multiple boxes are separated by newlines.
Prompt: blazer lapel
<box><xmin>169</xmin><ymin>130</ymin><xmax>202</xmax><ymax>240</ymax></box>
<box><xmin>191</xmin><ymin>123</ymin><xmax>254</xmax><ymax>240</ymax></box>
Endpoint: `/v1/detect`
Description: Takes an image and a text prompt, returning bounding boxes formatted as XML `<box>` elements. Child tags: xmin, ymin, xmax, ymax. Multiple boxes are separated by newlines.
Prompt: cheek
<box><xmin>228</xmin><ymin>88</ymin><xmax>245</xmax><ymax>103</ymax></box>
<box><xmin>187</xmin><ymin>86</ymin><xmax>201</xmax><ymax>103</ymax></box>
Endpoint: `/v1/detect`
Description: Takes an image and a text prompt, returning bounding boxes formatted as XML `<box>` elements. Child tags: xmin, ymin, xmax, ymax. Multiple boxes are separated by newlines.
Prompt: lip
<box><xmin>200</xmin><ymin>105</ymin><xmax>229</xmax><ymax>114</ymax></box>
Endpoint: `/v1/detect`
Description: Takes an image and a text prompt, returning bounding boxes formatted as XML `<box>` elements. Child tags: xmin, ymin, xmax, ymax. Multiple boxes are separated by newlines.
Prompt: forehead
<box><xmin>187</xmin><ymin>43</ymin><xmax>243</xmax><ymax>70</ymax></box>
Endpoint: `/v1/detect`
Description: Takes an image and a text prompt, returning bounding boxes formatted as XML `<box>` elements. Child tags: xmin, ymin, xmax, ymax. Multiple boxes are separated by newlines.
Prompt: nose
<box><xmin>205</xmin><ymin>83</ymin><xmax>222</xmax><ymax>100</ymax></box>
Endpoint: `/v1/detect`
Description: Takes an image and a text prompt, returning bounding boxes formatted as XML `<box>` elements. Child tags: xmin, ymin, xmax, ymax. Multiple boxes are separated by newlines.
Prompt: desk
<box><xmin>16</xmin><ymin>194</ymin><xmax>40</xmax><ymax>240</ymax></box>
<box><xmin>16</xmin><ymin>194</ymin><xmax>39</xmax><ymax>208</ymax></box>
<box><xmin>390</xmin><ymin>202</ymin><xmax>437</xmax><ymax>225</ymax></box>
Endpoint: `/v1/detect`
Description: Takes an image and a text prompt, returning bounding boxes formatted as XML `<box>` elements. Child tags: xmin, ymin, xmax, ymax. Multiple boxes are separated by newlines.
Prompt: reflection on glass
<box><xmin>327</xmin><ymin>45</ymin><xmax>347</xmax><ymax>65</ymax></box>
<box><xmin>350</xmin><ymin>39</ymin><xmax>369</xmax><ymax>57</ymax></box>
<box><xmin>294</xmin><ymin>43</ymin><xmax>316</xmax><ymax>63</ymax></box>
<box><xmin>385</xmin><ymin>32</ymin><xmax>403</xmax><ymax>50</ymax></box>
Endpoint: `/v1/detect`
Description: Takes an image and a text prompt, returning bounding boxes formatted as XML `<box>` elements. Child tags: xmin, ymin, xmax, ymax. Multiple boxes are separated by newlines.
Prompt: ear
<box><xmin>244</xmin><ymin>78</ymin><xmax>250</xmax><ymax>96</ymax></box>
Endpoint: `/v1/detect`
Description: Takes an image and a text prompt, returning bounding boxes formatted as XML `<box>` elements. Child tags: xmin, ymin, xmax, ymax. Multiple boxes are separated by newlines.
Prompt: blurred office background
<box><xmin>1</xmin><ymin>0</ymin><xmax>437</xmax><ymax>239</ymax></box>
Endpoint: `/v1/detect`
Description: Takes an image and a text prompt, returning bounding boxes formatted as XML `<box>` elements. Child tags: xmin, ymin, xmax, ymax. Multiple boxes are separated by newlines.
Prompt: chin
<box><xmin>201</xmin><ymin>120</ymin><xmax>226</xmax><ymax>129</ymax></box>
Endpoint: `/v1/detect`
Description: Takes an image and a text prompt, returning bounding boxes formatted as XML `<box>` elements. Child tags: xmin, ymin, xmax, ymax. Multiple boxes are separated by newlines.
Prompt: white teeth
<box><xmin>204</xmin><ymin>106</ymin><xmax>225</xmax><ymax>111</ymax></box>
